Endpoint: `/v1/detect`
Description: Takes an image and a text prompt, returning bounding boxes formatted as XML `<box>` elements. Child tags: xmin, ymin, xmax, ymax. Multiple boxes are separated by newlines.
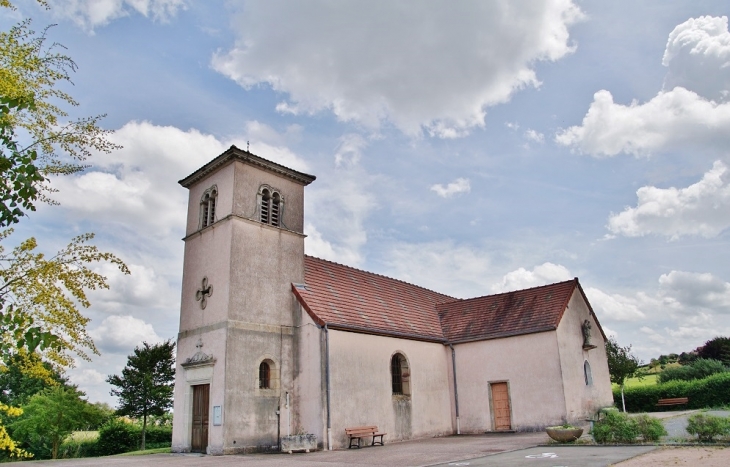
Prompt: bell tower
<box><xmin>171</xmin><ymin>146</ymin><xmax>315</xmax><ymax>454</ymax></box>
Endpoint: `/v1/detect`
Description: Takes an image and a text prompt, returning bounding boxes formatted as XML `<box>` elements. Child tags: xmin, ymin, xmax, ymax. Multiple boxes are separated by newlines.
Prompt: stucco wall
<box><xmin>327</xmin><ymin>330</ymin><xmax>453</xmax><ymax>449</ymax></box>
<box><xmin>454</xmin><ymin>331</ymin><xmax>567</xmax><ymax>432</ymax></box>
<box><xmin>292</xmin><ymin>305</ymin><xmax>325</xmax><ymax>446</ymax></box>
<box><xmin>555</xmin><ymin>291</ymin><xmax>614</xmax><ymax>421</ymax></box>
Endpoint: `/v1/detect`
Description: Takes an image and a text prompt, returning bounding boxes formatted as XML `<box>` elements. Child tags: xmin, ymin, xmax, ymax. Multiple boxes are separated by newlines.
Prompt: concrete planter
<box><xmin>546</xmin><ymin>427</ymin><xmax>583</xmax><ymax>443</ymax></box>
<box><xmin>281</xmin><ymin>434</ymin><xmax>317</xmax><ymax>453</ymax></box>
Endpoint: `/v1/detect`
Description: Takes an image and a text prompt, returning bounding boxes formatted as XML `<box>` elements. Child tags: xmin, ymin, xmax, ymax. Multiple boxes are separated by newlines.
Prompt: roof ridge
<box><xmin>304</xmin><ymin>255</ymin><xmax>456</xmax><ymax>301</ymax></box>
<box><xmin>439</xmin><ymin>278</ymin><xmax>577</xmax><ymax>306</ymax></box>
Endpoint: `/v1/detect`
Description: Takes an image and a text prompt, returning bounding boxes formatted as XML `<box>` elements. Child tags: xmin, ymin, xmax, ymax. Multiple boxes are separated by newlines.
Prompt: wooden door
<box><xmin>191</xmin><ymin>384</ymin><xmax>210</xmax><ymax>452</ymax></box>
<box><xmin>491</xmin><ymin>382</ymin><xmax>511</xmax><ymax>431</ymax></box>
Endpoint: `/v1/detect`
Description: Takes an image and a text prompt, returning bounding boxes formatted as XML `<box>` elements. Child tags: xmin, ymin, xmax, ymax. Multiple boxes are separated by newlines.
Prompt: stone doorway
<box><xmin>191</xmin><ymin>384</ymin><xmax>210</xmax><ymax>452</ymax></box>
<box><xmin>490</xmin><ymin>382</ymin><xmax>511</xmax><ymax>431</ymax></box>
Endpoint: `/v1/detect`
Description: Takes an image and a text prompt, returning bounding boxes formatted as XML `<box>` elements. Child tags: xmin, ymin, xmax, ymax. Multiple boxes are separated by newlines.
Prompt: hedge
<box><xmin>613</xmin><ymin>372</ymin><xmax>730</xmax><ymax>412</ymax></box>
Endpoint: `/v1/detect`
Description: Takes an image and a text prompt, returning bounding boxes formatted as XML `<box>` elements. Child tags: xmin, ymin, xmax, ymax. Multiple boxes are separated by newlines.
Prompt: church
<box><xmin>170</xmin><ymin>146</ymin><xmax>614</xmax><ymax>455</ymax></box>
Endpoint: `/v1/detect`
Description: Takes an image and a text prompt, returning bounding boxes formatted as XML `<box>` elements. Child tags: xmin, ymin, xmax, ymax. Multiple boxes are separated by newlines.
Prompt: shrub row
<box><xmin>657</xmin><ymin>359</ymin><xmax>728</xmax><ymax>384</ymax></box>
<box><xmin>613</xmin><ymin>372</ymin><xmax>730</xmax><ymax>412</ymax></box>
<box><xmin>57</xmin><ymin>419</ymin><xmax>172</xmax><ymax>459</ymax></box>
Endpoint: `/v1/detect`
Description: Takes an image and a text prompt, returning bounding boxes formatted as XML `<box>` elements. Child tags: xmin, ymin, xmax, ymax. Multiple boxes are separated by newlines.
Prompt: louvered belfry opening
<box><xmin>208</xmin><ymin>189</ymin><xmax>216</xmax><ymax>224</ymax></box>
<box><xmin>201</xmin><ymin>194</ymin><xmax>210</xmax><ymax>227</ymax></box>
<box><xmin>200</xmin><ymin>187</ymin><xmax>217</xmax><ymax>229</ymax></box>
<box><xmin>260</xmin><ymin>189</ymin><xmax>270</xmax><ymax>224</ymax></box>
<box><xmin>271</xmin><ymin>192</ymin><xmax>280</xmax><ymax>226</ymax></box>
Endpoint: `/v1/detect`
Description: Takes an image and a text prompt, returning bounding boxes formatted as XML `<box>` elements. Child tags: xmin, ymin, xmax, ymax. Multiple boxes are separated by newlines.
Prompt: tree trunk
<box><xmin>52</xmin><ymin>436</ymin><xmax>59</xmax><ymax>460</ymax></box>
<box><xmin>141</xmin><ymin>413</ymin><xmax>147</xmax><ymax>451</ymax></box>
<box><xmin>621</xmin><ymin>384</ymin><xmax>626</xmax><ymax>412</ymax></box>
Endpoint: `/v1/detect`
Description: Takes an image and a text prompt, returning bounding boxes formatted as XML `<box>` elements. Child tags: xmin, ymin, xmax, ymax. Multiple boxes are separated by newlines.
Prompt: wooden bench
<box><xmin>656</xmin><ymin>397</ymin><xmax>688</xmax><ymax>407</ymax></box>
<box><xmin>345</xmin><ymin>426</ymin><xmax>386</xmax><ymax>449</ymax></box>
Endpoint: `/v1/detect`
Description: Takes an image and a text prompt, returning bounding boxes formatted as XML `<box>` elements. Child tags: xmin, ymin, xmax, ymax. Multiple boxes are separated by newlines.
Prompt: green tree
<box><xmin>9</xmin><ymin>386</ymin><xmax>97</xmax><ymax>459</ymax></box>
<box><xmin>605</xmin><ymin>337</ymin><xmax>642</xmax><ymax>412</ymax></box>
<box><xmin>0</xmin><ymin>0</ymin><xmax>128</xmax><ymax>458</ymax></box>
<box><xmin>107</xmin><ymin>341</ymin><xmax>176</xmax><ymax>450</ymax></box>
<box><xmin>0</xmin><ymin>352</ymin><xmax>67</xmax><ymax>407</ymax></box>
<box><xmin>696</xmin><ymin>336</ymin><xmax>730</xmax><ymax>366</ymax></box>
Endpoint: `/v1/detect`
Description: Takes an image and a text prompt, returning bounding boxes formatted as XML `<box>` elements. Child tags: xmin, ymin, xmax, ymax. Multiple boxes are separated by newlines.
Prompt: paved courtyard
<box><xmin>8</xmin><ymin>431</ymin><xmax>657</xmax><ymax>467</ymax></box>
<box><xmin>13</xmin><ymin>410</ymin><xmax>730</xmax><ymax>467</ymax></box>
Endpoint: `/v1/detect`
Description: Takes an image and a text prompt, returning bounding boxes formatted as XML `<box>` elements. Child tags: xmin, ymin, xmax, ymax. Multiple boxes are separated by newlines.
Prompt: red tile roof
<box><xmin>294</xmin><ymin>256</ymin><xmax>455</xmax><ymax>341</ymax></box>
<box><xmin>292</xmin><ymin>257</ymin><xmax>585</xmax><ymax>344</ymax></box>
<box><xmin>437</xmin><ymin>279</ymin><xmax>578</xmax><ymax>343</ymax></box>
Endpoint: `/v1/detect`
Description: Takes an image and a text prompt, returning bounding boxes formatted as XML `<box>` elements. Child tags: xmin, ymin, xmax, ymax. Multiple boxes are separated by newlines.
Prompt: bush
<box><xmin>95</xmin><ymin>419</ymin><xmax>140</xmax><ymax>455</ymax></box>
<box><xmin>144</xmin><ymin>425</ymin><xmax>172</xmax><ymax>445</ymax></box>
<box><xmin>58</xmin><ymin>438</ymin><xmax>98</xmax><ymax>459</ymax></box>
<box><xmin>612</xmin><ymin>372</ymin><xmax>730</xmax><ymax>412</ymax></box>
<box><xmin>634</xmin><ymin>414</ymin><xmax>667</xmax><ymax>442</ymax></box>
<box><xmin>658</xmin><ymin>359</ymin><xmax>727</xmax><ymax>383</ymax></box>
<box><xmin>592</xmin><ymin>411</ymin><xmax>640</xmax><ymax>444</ymax></box>
<box><xmin>686</xmin><ymin>413</ymin><xmax>730</xmax><ymax>442</ymax></box>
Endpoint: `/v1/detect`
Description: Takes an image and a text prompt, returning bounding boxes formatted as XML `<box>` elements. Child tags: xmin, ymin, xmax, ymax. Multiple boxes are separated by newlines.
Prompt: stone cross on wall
<box><xmin>196</xmin><ymin>277</ymin><xmax>213</xmax><ymax>309</ymax></box>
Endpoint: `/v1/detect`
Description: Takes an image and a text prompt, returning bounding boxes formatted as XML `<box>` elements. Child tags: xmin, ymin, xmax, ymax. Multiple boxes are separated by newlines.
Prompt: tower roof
<box><xmin>179</xmin><ymin>145</ymin><xmax>316</xmax><ymax>188</ymax></box>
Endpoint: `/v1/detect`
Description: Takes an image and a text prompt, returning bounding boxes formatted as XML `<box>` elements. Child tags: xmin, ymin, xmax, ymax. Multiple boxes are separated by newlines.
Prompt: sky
<box><xmin>2</xmin><ymin>0</ymin><xmax>730</xmax><ymax>405</ymax></box>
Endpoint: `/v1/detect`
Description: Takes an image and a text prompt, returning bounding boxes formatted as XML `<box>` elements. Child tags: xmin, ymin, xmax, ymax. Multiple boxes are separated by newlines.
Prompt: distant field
<box><xmin>612</xmin><ymin>373</ymin><xmax>658</xmax><ymax>391</ymax></box>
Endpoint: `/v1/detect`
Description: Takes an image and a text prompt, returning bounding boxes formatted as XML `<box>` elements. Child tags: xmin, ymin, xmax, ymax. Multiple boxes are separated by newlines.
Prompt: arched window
<box><xmin>258</xmin><ymin>186</ymin><xmax>284</xmax><ymax>227</ymax></box>
<box><xmin>200</xmin><ymin>186</ymin><xmax>217</xmax><ymax>229</ymax></box>
<box><xmin>391</xmin><ymin>353</ymin><xmax>410</xmax><ymax>395</ymax></box>
<box><xmin>584</xmin><ymin>360</ymin><xmax>593</xmax><ymax>386</ymax></box>
<box><xmin>259</xmin><ymin>361</ymin><xmax>271</xmax><ymax>389</ymax></box>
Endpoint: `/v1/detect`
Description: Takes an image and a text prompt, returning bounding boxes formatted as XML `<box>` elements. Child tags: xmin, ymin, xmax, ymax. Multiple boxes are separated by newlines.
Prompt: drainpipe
<box><xmin>286</xmin><ymin>392</ymin><xmax>290</xmax><ymax>436</ymax></box>
<box><xmin>449</xmin><ymin>344</ymin><xmax>461</xmax><ymax>435</ymax></box>
<box><xmin>324</xmin><ymin>324</ymin><xmax>332</xmax><ymax>450</ymax></box>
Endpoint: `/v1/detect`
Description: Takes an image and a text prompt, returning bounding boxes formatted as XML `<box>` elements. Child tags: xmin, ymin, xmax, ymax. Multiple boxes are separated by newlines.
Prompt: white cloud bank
<box><xmin>608</xmin><ymin>161</ymin><xmax>730</xmax><ymax>239</ymax></box>
<box><xmin>491</xmin><ymin>262</ymin><xmax>572</xmax><ymax>293</ymax></box>
<box><xmin>663</xmin><ymin>16</ymin><xmax>730</xmax><ymax>103</ymax></box>
<box><xmin>89</xmin><ymin>315</ymin><xmax>162</xmax><ymax>354</ymax></box>
<box><xmin>556</xmin><ymin>16</ymin><xmax>730</xmax><ymax>157</ymax></box>
<box><xmin>49</xmin><ymin>0</ymin><xmax>186</xmax><ymax>31</ymax></box>
<box><xmin>431</xmin><ymin>178</ymin><xmax>471</xmax><ymax>198</ymax></box>
<box><xmin>213</xmin><ymin>0</ymin><xmax>582</xmax><ymax>137</ymax></box>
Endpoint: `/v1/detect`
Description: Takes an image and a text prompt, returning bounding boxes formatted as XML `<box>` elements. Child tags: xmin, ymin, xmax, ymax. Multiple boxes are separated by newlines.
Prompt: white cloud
<box><xmin>556</xmin><ymin>16</ymin><xmax>730</xmax><ymax>158</ymax></box>
<box><xmin>381</xmin><ymin>241</ymin><xmax>495</xmax><ymax>298</ymax></box>
<box><xmin>430</xmin><ymin>178</ymin><xmax>471</xmax><ymax>198</ymax></box>
<box><xmin>213</xmin><ymin>0</ymin><xmax>582</xmax><ymax>137</ymax></box>
<box><xmin>524</xmin><ymin>129</ymin><xmax>545</xmax><ymax>144</ymax></box>
<box><xmin>659</xmin><ymin>270</ymin><xmax>730</xmax><ymax>314</ymax></box>
<box><xmin>491</xmin><ymin>262</ymin><xmax>572</xmax><ymax>293</ymax></box>
<box><xmin>334</xmin><ymin>134</ymin><xmax>367</xmax><ymax>167</ymax></box>
<box><xmin>89</xmin><ymin>315</ymin><xmax>162</xmax><ymax>354</ymax></box>
<box><xmin>305</xmin><ymin>139</ymin><xmax>376</xmax><ymax>267</ymax></box>
<box><xmin>583</xmin><ymin>287</ymin><xmax>647</xmax><ymax>322</ymax></box>
<box><xmin>663</xmin><ymin>16</ymin><xmax>730</xmax><ymax>102</ymax></box>
<box><xmin>555</xmin><ymin>87</ymin><xmax>730</xmax><ymax>157</ymax></box>
<box><xmin>49</xmin><ymin>0</ymin><xmax>186</xmax><ymax>31</ymax></box>
<box><xmin>607</xmin><ymin>161</ymin><xmax>730</xmax><ymax>239</ymax></box>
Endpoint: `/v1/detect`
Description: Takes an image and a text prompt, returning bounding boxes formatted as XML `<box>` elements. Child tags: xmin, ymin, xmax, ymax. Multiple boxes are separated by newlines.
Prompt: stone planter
<box><xmin>281</xmin><ymin>434</ymin><xmax>317</xmax><ymax>453</ymax></box>
<box><xmin>546</xmin><ymin>427</ymin><xmax>583</xmax><ymax>443</ymax></box>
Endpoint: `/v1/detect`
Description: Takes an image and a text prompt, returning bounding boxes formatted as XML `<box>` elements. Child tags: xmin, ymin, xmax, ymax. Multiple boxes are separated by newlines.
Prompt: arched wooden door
<box><xmin>191</xmin><ymin>384</ymin><xmax>209</xmax><ymax>452</ymax></box>
<box><xmin>490</xmin><ymin>382</ymin><xmax>512</xmax><ymax>431</ymax></box>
